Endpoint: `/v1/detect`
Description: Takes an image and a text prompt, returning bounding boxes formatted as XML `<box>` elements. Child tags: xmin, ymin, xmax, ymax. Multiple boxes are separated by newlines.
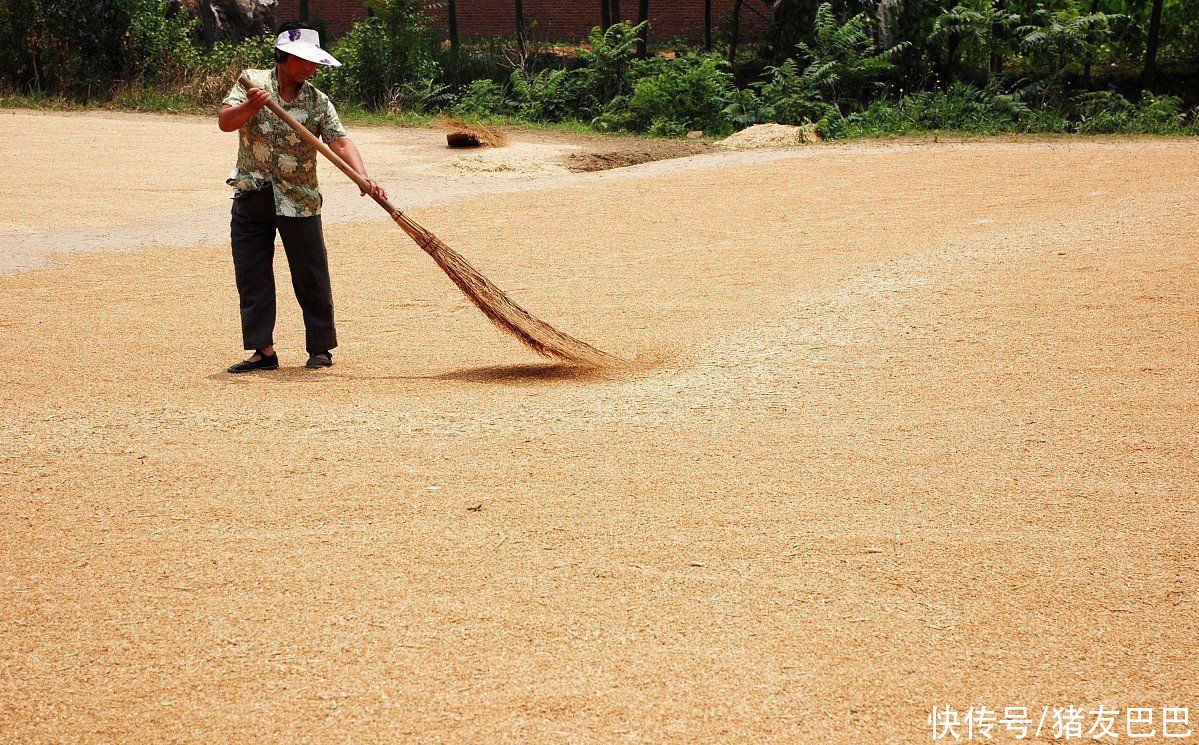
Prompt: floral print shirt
<box><xmin>223</xmin><ymin>68</ymin><xmax>348</xmax><ymax>217</ymax></box>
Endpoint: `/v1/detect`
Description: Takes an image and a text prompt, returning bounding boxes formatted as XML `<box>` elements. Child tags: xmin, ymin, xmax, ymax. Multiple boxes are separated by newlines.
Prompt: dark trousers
<box><xmin>231</xmin><ymin>186</ymin><xmax>337</xmax><ymax>355</ymax></box>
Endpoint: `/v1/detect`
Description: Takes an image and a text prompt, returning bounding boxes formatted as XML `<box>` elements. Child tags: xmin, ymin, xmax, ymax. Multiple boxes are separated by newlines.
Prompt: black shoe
<box><xmin>228</xmin><ymin>350</ymin><xmax>279</xmax><ymax>373</ymax></box>
<box><xmin>306</xmin><ymin>351</ymin><xmax>333</xmax><ymax>369</ymax></box>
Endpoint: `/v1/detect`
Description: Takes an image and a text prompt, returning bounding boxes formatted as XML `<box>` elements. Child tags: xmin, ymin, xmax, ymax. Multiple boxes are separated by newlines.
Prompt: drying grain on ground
<box><xmin>1</xmin><ymin>109</ymin><xmax>1195</xmax><ymax>742</ymax></box>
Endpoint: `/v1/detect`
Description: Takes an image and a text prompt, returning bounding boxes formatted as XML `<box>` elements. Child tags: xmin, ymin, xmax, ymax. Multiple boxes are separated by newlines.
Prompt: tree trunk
<box><xmin>636</xmin><ymin>0</ymin><xmax>649</xmax><ymax>57</ymax></box>
<box><xmin>1140</xmin><ymin>0</ymin><xmax>1163</xmax><ymax>89</ymax></box>
<box><xmin>877</xmin><ymin>0</ymin><xmax>897</xmax><ymax>48</ymax></box>
<box><xmin>728</xmin><ymin>0</ymin><xmax>743</xmax><ymax>66</ymax></box>
<box><xmin>946</xmin><ymin>37</ymin><xmax>960</xmax><ymax>85</ymax></box>
<box><xmin>601</xmin><ymin>0</ymin><xmax>611</xmax><ymax>30</ymax></box>
<box><xmin>1082</xmin><ymin>0</ymin><xmax>1099</xmax><ymax>80</ymax></box>
<box><xmin>988</xmin><ymin>0</ymin><xmax>1004</xmax><ymax>74</ymax></box>
<box><xmin>447</xmin><ymin>0</ymin><xmax>459</xmax><ymax>52</ymax></box>
<box><xmin>704</xmin><ymin>0</ymin><xmax>712</xmax><ymax>51</ymax></box>
<box><xmin>298</xmin><ymin>0</ymin><xmax>309</xmax><ymax>22</ymax></box>
<box><xmin>514</xmin><ymin>0</ymin><xmax>527</xmax><ymax>64</ymax></box>
<box><xmin>611</xmin><ymin>0</ymin><xmax>622</xmax><ymax>25</ymax></box>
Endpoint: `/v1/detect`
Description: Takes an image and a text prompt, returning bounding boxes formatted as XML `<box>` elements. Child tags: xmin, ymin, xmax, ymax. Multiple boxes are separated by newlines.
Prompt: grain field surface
<box><xmin>1</xmin><ymin>109</ymin><xmax>1196</xmax><ymax>743</ymax></box>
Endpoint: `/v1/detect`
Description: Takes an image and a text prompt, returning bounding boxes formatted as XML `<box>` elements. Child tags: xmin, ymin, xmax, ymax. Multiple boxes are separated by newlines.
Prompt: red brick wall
<box><xmin>275</xmin><ymin>1</ymin><xmax>765</xmax><ymax>44</ymax></box>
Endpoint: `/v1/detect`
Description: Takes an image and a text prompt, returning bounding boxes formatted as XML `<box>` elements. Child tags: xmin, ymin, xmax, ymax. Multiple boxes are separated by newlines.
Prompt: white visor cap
<box><xmin>275</xmin><ymin>28</ymin><xmax>341</xmax><ymax>67</ymax></box>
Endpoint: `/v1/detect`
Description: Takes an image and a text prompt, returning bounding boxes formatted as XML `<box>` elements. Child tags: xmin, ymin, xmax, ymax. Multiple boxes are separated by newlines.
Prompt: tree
<box><xmin>1140</xmin><ymin>0</ymin><xmax>1164</xmax><ymax>88</ymax></box>
<box><xmin>763</xmin><ymin>0</ymin><xmax>824</xmax><ymax>62</ymax></box>
<box><xmin>447</xmin><ymin>0</ymin><xmax>459</xmax><ymax>54</ymax></box>
<box><xmin>797</xmin><ymin>3</ymin><xmax>909</xmax><ymax>111</ymax></box>
<box><xmin>601</xmin><ymin>0</ymin><xmax>611</xmax><ymax>30</ymax></box>
<box><xmin>926</xmin><ymin>1</ymin><xmax>1020</xmax><ymax>84</ymax></box>
<box><xmin>635</xmin><ymin>0</ymin><xmax>649</xmax><ymax>57</ymax></box>
<box><xmin>514</xmin><ymin>0</ymin><xmax>526</xmax><ymax>63</ymax></box>
<box><xmin>1082</xmin><ymin>0</ymin><xmax>1100</xmax><ymax>80</ymax></box>
<box><xmin>878</xmin><ymin>0</ymin><xmax>898</xmax><ymax>47</ymax></box>
<box><xmin>1018</xmin><ymin>6</ymin><xmax>1114</xmax><ymax>75</ymax></box>
<box><xmin>728</xmin><ymin>0</ymin><xmax>743</xmax><ymax>65</ymax></box>
<box><xmin>194</xmin><ymin>0</ymin><xmax>275</xmax><ymax>41</ymax></box>
<box><xmin>705</xmin><ymin>0</ymin><xmax>712</xmax><ymax>51</ymax></box>
<box><xmin>928</xmin><ymin>5</ymin><xmax>988</xmax><ymax>84</ymax></box>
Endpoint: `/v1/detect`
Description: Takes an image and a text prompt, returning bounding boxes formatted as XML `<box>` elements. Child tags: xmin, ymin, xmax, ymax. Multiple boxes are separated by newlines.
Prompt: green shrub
<box><xmin>203</xmin><ymin>35</ymin><xmax>276</xmax><ymax>74</ymax></box>
<box><xmin>508</xmin><ymin>22</ymin><xmax>644</xmax><ymax>124</ymax></box>
<box><xmin>570</xmin><ymin>22</ymin><xmax>644</xmax><ymax>111</ymax></box>
<box><xmin>121</xmin><ymin>0</ymin><xmax>200</xmax><ymax>81</ymax></box>
<box><xmin>452</xmin><ymin>78</ymin><xmax>509</xmax><ymax>116</ymax></box>
<box><xmin>2</xmin><ymin>0</ymin><xmax>129</xmax><ymax>99</ymax></box>
<box><xmin>1074</xmin><ymin>90</ymin><xmax>1187</xmax><ymax>133</ymax></box>
<box><xmin>827</xmin><ymin>83</ymin><xmax>1037</xmax><ymax>137</ymax></box>
<box><xmin>796</xmin><ymin>3</ymin><xmax>910</xmax><ymax>112</ymax></box>
<box><xmin>316</xmin><ymin>0</ymin><xmax>439</xmax><ymax>110</ymax></box>
<box><xmin>727</xmin><ymin>58</ymin><xmax>837</xmax><ymax>128</ymax></box>
<box><xmin>180</xmin><ymin>34</ymin><xmax>274</xmax><ymax>107</ymax></box>
<box><xmin>510</xmin><ymin>67</ymin><xmax>584</xmax><ymax>122</ymax></box>
<box><xmin>604</xmin><ymin>53</ymin><xmax>736</xmax><ymax>135</ymax></box>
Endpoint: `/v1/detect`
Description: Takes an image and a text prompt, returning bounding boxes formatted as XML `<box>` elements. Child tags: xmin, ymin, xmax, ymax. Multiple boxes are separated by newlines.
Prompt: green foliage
<box><xmin>797</xmin><ymin>3</ymin><xmax>910</xmax><ymax>110</ymax></box>
<box><xmin>510</xmin><ymin>68</ymin><xmax>575</xmax><ymax>121</ymax></box>
<box><xmin>1</xmin><ymin>0</ymin><xmax>1197</xmax><ymax>141</ymax></box>
<box><xmin>508</xmin><ymin>22</ymin><xmax>644</xmax><ymax>124</ymax></box>
<box><xmin>120</xmin><ymin>0</ymin><xmax>200</xmax><ymax>80</ymax></box>
<box><xmin>604</xmin><ymin>53</ymin><xmax>737</xmax><ymax>135</ymax></box>
<box><xmin>825</xmin><ymin>82</ymin><xmax>1194</xmax><ymax>137</ymax></box>
<box><xmin>1017</xmin><ymin>7</ymin><xmax>1117</xmax><ymax>74</ymax></box>
<box><xmin>452</xmin><ymin>78</ymin><xmax>509</xmax><ymax>117</ymax></box>
<box><xmin>724</xmin><ymin>59</ymin><xmax>836</xmax><ymax>127</ymax></box>
<box><xmin>571</xmin><ymin>22</ymin><xmax>644</xmax><ymax>109</ymax></box>
<box><xmin>202</xmin><ymin>35</ymin><xmax>276</xmax><ymax>74</ymax></box>
<box><xmin>1</xmin><ymin>0</ymin><xmax>129</xmax><ymax>98</ymax></box>
<box><xmin>316</xmin><ymin>0</ymin><xmax>440</xmax><ymax>109</ymax></box>
<box><xmin>388</xmin><ymin>77</ymin><xmax>453</xmax><ymax>113</ymax></box>
<box><xmin>829</xmin><ymin>82</ymin><xmax>1031</xmax><ymax>135</ymax></box>
<box><xmin>501</xmin><ymin>23</ymin><xmax>739</xmax><ymax>135</ymax></box>
<box><xmin>927</xmin><ymin>1</ymin><xmax>1019</xmax><ymax>80</ymax></box>
<box><xmin>1073</xmin><ymin>90</ymin><xmax>1187</xmax><ymax>132</ymax></box>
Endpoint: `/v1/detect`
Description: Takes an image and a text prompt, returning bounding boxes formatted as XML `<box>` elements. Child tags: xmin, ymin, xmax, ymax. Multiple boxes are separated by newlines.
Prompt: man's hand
<box><xmin>245</xmin><ymin>86</ymin><xmax>271</xmax><ymax>113</ymax></box>
<box><xmin>329</xmin><ymin>137</ymin><xmax>389</xmax><ymax>202</ymax></box>
<box><xmin>360</xmin><ymin>177</ymin><xmax>388</xmax><ymax>201</ymax></box>
<box><xmin>218</xmin><ymin>85</ymin><xmax>273</xmax><ymax>132</ymax></box>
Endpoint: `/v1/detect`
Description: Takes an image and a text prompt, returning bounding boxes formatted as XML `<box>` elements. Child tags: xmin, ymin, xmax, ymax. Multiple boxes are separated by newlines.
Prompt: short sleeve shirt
<box><xmin>223</xmin><ymin>68</ymin><xmax>348</xmax><ymax>217</ymax></box>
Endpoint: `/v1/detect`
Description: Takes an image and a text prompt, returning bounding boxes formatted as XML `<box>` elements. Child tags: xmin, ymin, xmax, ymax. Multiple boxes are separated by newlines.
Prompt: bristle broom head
<box><xmin>389</xmin><ymin>211</ymin><xmax>620</xmax><ymax>368</ymax></box>
<box><xmin>427</xmin><ymin>239</ymin><xmax>621</xmax><ymax>368</ymax></box>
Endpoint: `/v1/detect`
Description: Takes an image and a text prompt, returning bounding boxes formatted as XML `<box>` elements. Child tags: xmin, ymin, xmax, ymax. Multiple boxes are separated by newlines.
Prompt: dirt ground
<box><xmin>1</xmin><ymin>109</ymin><xmax>1196</xmax><ymax>743</ymax></box>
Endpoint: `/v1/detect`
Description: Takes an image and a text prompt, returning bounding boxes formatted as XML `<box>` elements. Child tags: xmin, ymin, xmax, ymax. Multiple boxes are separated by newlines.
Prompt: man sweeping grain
<box><xmin>220</xmin><ymin>21</ymin><xmax>387</xmax><ymax>373</ymax></box>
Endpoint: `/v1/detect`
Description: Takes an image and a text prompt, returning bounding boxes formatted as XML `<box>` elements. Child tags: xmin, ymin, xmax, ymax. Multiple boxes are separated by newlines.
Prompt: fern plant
<box><xmin>796</xmin><ymin>3</ymin><xmax>909</xmax><ymax>112</ymax></box>
<box><xmin>1017</xmin><ymin>7</ymin><xmax>1117</xmax><ymax>76</ymax></box>
<box><xmin>726</xmin><ymin>58</ymin><xmax>836</xmax><ymax>128</ymax></box>
<box><xmin>927</xmin><ymin>2</ymin><xmax>1019</xmax><ymax>83</ymax></box>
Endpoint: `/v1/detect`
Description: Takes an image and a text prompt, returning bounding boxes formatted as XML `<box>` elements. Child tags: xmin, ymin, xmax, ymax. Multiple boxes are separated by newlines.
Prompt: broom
<box><xmin>240</xmin><ymin>75</ymin><xmax>620</xmax><ymax>368</ymax></box>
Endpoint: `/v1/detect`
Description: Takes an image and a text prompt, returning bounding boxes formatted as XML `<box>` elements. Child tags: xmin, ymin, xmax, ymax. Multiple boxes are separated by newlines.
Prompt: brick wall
<box><xmin>275</xmin><ymin>0</ymin><xmax>765</xmax><ymax>44</ymax></box>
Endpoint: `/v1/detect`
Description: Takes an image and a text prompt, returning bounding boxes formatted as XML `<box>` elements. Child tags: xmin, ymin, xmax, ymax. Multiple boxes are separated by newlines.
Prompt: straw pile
<box><xmin>437</xmin><ymin>118</ymin><xmax>509</xmax><ymax>149</ymax></box>
<box><xmin>716</xmin><ymin>123</ymin><xmax>820</xmax><ymax>150</ymax></box>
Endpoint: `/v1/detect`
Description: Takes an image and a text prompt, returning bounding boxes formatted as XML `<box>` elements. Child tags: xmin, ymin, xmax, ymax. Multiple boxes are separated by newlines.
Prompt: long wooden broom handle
<box><xmin>237</xmin><ymin>74</ymin><xmax>438</xmax><ymax>253</ymax></box>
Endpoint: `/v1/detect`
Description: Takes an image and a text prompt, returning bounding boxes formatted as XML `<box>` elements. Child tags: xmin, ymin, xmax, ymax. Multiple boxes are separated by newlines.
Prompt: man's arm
<box><xmin>218</xmin><ymin>86</ymin><xmax>270</xmax><ymax>132</ymax></box>
<box><xmin>329</xmin><ymin>137</ymin><xmax>389</xmax><ymax>201</ymax></box>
